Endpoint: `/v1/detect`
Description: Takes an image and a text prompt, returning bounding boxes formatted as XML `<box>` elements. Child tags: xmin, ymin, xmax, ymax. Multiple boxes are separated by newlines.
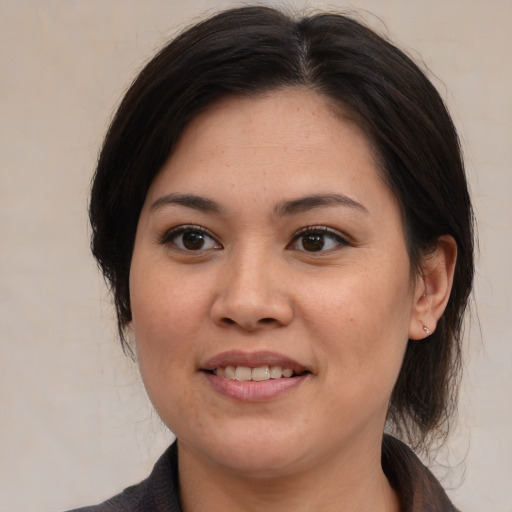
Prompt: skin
<box><xmin>129</xmin><ymin>88</ymin><xmax>456</xmax><ymax>512</ymax></box>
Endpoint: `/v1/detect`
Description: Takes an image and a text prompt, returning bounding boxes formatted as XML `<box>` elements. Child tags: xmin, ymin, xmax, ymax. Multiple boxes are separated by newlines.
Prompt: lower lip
<box><xmin>203</xmin><ymin>372</ymin><xmax>308</xmax><ymax>402</ymax></box>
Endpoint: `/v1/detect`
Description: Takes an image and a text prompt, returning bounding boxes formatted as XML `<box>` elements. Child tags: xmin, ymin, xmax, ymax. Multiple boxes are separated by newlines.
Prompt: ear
<box><xmin>409</xmin><ymin>235</ymin><xmax>457</xmax><ymax>340</ymax></box>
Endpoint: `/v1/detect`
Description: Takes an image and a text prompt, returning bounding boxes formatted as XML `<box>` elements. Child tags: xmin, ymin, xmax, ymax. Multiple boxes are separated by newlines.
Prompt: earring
<box><xmin>423</xmin><ymin>325</ymin><xmax>430</xmax><ymax>334</ymax></box>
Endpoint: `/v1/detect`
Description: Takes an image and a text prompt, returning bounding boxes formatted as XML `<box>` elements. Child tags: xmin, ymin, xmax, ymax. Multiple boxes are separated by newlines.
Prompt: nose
<box><xmin>210</xmin><ymin>248</ymin><xmax>294</xmax><ymax>331</ymax></box>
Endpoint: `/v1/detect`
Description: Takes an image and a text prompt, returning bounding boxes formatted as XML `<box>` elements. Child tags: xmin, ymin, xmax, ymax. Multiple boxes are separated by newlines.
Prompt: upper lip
<box><xmin>202</xmin><ymin>350</ymin><xmax>310</xmax><ymax>374</ymax></box>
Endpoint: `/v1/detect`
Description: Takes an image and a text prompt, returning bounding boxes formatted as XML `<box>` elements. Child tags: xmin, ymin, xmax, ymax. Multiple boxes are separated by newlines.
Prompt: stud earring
<box><xmin>423</xmin><ymin>325</ymin><xmax>430</xmax><ymax>334</ymax></box>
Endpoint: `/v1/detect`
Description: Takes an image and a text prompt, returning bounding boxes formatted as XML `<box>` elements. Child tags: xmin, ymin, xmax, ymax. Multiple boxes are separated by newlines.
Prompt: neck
<box><xmin>177</xmin><ymin>438</ymin><xmax>400</xmax><ymax>512</ymax></box>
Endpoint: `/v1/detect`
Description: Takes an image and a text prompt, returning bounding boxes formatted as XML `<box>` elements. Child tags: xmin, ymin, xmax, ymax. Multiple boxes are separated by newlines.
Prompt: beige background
<box><xmin>1</xmin><ymin>1</ymin><xmax>510</xmax><ymax>511</ymax></box>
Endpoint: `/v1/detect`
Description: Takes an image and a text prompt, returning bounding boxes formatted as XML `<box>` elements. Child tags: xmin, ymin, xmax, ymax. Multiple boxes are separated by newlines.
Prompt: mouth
<box><xmin>209</xmin><ymin>365</ymin><xmax>308</xmax><ymax>381</ymax></box>
<box><xmin>201</xmin><ymin>350</ymin><xmax>311</xmax><ymax>401</ymax></box>
<box><xmin>202</xmin><ymin>350</ymin><xmax>310</xmax><ymax>377</ymax></box>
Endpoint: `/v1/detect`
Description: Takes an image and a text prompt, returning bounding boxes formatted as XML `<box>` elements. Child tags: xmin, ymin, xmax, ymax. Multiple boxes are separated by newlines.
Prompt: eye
<box><xmin>160</xmin><ymin>225</ymin><xmax>222</xmax><ymax>251</ymax></box>
<box><xmin>289</xmin><ymin>226</ymin><xmax>348</xmax><ymax>253</ymax></box>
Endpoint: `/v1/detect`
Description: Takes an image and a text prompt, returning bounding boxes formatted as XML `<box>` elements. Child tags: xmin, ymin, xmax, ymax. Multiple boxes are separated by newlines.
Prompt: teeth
<box><xmin>251</xmin><ymin>366</ymin><xmax>270</xmax><ymax>381</ymax></box>
<box><xmin>224</xmin><ymin>366</ymin><xmax>235</xmax><ymax>379</ymax></box>
<box><xmin>269</xmin><ymin>366</ymin><xmax>282</xmax><ymax>379</ymax></box>
<box><xmin>234</xmin><ymin>366</ymin><xmax>252</xmax><ymax>381</ymax></box>
<box><xmin>214</xmin><ymin>365</ymin><xmax>296</xmax><ymax>381</ymax></box>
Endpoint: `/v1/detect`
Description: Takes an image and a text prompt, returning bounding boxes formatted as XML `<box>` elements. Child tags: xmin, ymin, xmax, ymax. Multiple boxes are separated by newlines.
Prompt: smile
<box><xmin>202</xmin><ymin>351</ymin><xmax>311</xmax><ymax>401</ymax></box>
<box><xmin>213</xmin><ymin>365</ymin><xmax>300</xmax><ymax>381</ymax></box>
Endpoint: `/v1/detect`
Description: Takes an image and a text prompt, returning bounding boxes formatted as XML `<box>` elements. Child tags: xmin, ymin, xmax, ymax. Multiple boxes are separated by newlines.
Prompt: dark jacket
<box><xmin>67</xmin><ymin>435</ymin><xmax>459</xmax><ymax>512</ymax></box>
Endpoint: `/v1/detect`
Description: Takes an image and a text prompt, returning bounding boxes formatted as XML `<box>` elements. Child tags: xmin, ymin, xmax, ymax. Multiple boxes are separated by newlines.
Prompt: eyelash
<box><xmin>159</xmin><ymin>225</ymin><xmax>349</xmax><ymax>253</ymax></box>
<box><xmin>288</xmin><ymin>226</ymin><xmax>349</xmax><ymax>253</ymax></box>
<box><xmin>159</xmin><ymin>225</ymin><xmax>222</xmax><ymax>251</ymax></box>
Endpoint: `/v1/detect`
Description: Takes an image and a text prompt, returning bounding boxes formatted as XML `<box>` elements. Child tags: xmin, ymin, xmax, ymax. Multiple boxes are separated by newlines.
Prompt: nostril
<box><xmin>219</xmin><ymin>316</ymin><xmax>277</xmax><ymax>329</ymax></box>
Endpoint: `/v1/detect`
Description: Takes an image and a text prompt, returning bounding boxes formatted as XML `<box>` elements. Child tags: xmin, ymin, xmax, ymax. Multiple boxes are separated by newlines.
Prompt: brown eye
<box><xmin>301</xmin><ymin>234</ymin><xmax>325</xmax><ymax>252</ymax></box>
<box><xmin>182</xmin><ymin>231</ymin><xmax>207</xmax><ymax>250</ymax></box>
<box><xmin>289</xmin><ymin>227</ymin><xmax>348</xmax><ymax>253</ymax></box>
<box><xmin>162</xmin><ymin>226</ymin><xmax>221</xmax><ymax>251</ymax></box>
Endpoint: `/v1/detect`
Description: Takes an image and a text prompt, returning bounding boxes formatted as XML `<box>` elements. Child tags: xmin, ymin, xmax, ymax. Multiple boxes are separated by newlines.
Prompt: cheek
<box><xmin>129</xmin><ymin>263</ymin><xmax>210</xmax><ymax>372</ymax></box>
<box><xmin>131</xmin><ymin>252</ymin><xmax>212</xmax><ymax>327</ymax></box>
<box><xmin>129</xmin><ymin>270</ymin><xmax>206</xmax><ymax>426</ymax></box>
<box><xmin>299</xmin><ymin>265</ymin><xmax>412</xmax><ymax>372</ymax></box>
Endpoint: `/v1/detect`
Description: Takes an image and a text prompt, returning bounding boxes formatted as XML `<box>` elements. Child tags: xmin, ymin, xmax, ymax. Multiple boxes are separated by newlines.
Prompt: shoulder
<box><xmin>63</xmin><ymin>480</ymin><xmax>151</xmax><ymax>512</ymax></box>
<box><xmin>382</xmin><ymin>435</ymin><xmax>461</xmax><ymax>512</ymax></box>
<box><xmin>63</xmin><ymin>443</ymin><xmax>182</xmax><ymax>512</ymax></box>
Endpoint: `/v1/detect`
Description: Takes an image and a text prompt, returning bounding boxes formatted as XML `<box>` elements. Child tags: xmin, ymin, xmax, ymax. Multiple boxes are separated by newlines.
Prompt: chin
<box><xmin>177</xmin><ymin>420</ymin><xmax>314</xmax><ymax>477</ymax></box>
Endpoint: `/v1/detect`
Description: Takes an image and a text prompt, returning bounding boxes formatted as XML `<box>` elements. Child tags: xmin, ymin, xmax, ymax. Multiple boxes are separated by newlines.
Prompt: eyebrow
<box><xmin>150</xmin><ymin>193</ymin><xmax>222</xmax><ymax>214</ymax></box>
<box><xmin>150</xmin><ymin>192</ymin><xmax>367</xmax><ymax>216</ymax></box>
<box><xmin>274</xmin><ymin>194</ymin><xmax>368</xmax><ymax>216</ymax></box>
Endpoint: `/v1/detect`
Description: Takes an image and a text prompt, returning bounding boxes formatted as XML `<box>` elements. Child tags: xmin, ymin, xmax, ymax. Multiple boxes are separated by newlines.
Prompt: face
<box><xmin>130</xmin><ymin>89</ymin><xmax>419</xmax><ymax>476</ymax></box>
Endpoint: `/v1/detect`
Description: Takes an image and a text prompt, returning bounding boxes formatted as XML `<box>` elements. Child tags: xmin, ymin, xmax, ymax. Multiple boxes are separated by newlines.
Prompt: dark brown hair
<box><xmin>90</xmin><ymin>6</ymin><xmax>474</xmax><ymax>449</ymax></box>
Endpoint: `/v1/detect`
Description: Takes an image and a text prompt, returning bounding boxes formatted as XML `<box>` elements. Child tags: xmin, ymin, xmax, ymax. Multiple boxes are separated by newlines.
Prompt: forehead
<box><xmin>151</xmin><ymin>88</ymin><xmax>374</xmax><ymax>184</ymax></box>
<box><xmin>176</xmin><ymin>88</ymin><xmax>369</xmax><ymax>160</ymax></box>
<box><xmin>144</xmin><ymin>88</ymin><xmax>397</xmax><ymax>221</ymax></box>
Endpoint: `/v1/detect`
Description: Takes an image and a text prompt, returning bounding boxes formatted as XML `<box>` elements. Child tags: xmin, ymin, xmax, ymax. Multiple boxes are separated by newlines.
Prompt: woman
<box><xmin>76</xmin><ymin>6</ymin><xmax>474</xmax><ymax>512</ymax></box>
